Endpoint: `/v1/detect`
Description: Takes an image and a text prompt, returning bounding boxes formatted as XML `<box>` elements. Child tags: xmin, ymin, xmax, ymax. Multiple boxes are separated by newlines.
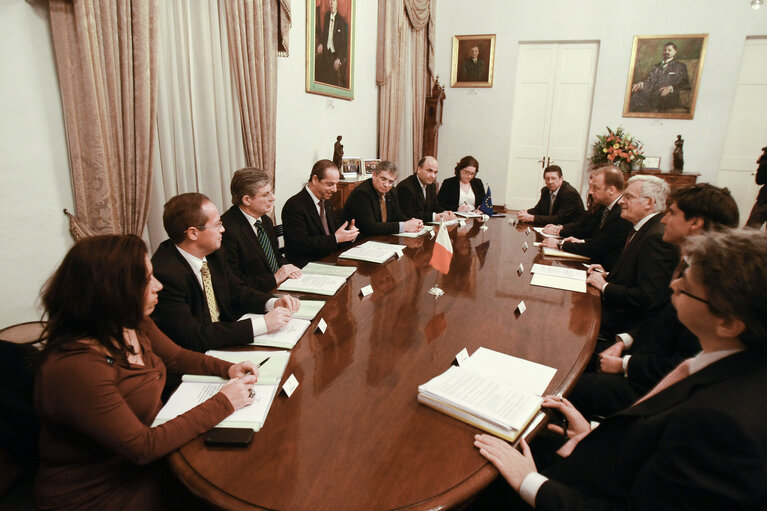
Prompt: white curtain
<box><xmin>146</xmin><ymin>0</ymin><xmax>246</xmax><ymax>250</ymax></box>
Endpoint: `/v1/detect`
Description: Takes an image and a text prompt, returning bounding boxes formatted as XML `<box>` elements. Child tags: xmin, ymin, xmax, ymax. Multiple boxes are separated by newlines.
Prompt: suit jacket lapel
<box><xmin>302</xmin><ymin>188</ymin><xmax>326</xmax><ymax>233</ymax></box>
<box><xmin>235</xmin><ymin>208</ymin><xmax>270</xmax><ymax>267</ymax></box>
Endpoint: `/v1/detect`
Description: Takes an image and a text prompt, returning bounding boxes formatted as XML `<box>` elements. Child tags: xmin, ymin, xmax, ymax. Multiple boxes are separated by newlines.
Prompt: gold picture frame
<box><xmin>623</xmin><ymin>34</ymin><xmax>708</xmax><ymax>119</ymax></box>
<box><xmin>363</xmin><ymin>159</ymin><xmax>380</xmax><ymax>175</ymax></box>
<box><xmin>306</xmin><ymin>0</ymin><xmax>356</xmax><ymax>100</ymax></box>
<box><xmin>451</xmin><ymin>34</ymin><xmax>496</xmax><ymax>88</ymax></box>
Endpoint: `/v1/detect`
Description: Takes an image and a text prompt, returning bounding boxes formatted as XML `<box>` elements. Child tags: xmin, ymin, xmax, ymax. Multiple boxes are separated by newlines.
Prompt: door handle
<box><xmin>537</xmin><ymin>156</ymin><xmax>546</xmax><ymax>169</ymax></box>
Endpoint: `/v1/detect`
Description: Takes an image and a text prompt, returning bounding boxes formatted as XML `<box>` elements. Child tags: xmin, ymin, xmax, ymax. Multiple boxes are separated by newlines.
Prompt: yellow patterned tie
<box><xmin>200</xmin><ymin>261</ymin><xmax>220</xmax><ymax>322</ymax></box>
<box><xmin>380</xmin><ymin>195</ymin><xmax>387</xmax><ymax>222</ymax></box>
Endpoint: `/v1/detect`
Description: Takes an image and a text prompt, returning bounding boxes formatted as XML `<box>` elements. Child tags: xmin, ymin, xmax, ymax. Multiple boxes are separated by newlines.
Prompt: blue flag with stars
<box><xmin>479</xmin><ymin>186</ymin><xmax>494</xmax><ymax>216</ymax></box>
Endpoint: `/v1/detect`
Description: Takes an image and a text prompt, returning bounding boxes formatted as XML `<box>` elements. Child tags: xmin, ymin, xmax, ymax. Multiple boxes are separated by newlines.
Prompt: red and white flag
<box><xmin>429</xmin><ymin>223</ymin><xmax>453</xmax><ymax>274</ymax></box>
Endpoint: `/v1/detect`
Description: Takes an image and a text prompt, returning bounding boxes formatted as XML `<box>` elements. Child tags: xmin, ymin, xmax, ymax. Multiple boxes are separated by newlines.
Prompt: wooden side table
<box><xmin>331</xmin><ymin>176</ymin><xmax>367</xmax><ymax>212</ymax></box>
<box><xmin>629</xmin><ymin>171</ymin><xmax>700</xmax><ymax>190</ymax></box>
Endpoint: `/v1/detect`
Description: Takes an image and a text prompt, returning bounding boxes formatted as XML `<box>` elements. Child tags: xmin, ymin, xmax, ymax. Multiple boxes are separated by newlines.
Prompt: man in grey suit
<box><xmin>630</xmin><ymin>41</ymin><xmax>690</xmax><ymax>112</ymax></box>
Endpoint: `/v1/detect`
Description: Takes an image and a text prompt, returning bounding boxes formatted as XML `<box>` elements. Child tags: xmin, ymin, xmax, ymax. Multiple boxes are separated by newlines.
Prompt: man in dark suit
<box><xmin>396</xmin><ymin>156</ymin><xmax>457</xmax><ymax>223</ymax></box>
<box><xmin>585</xmin><ymin>175</ymin><xmax>678</xmax><ymax>340</ymax></box>
<box><xmin>220</xmin><ymin>168</ymin><xmax>302</xmax><ymax>292</ymax></box>
<box><xmin>746</xmin><ymin>146</ymin><xmax>767</xmax><ymax>229</ymax></box>
<box><xmin>314</xmin><ymin>0</ymin><xmax>348</xmax><ymax>87</ymax></box>
<box><xmin>517</xmin><ymin>165</ymin><xmax>585</xmax><ymax>226</ymax></box>
<box><xmin>343</xmin><ymin>160</ymin><xmax>422</xmax><ymax>238</ymax></box>
<box><xmin>460</xmin><ymin>45</ymin><xmax>487</xmax><ymax>82</ymax></box>
<box><xmin>570</xmin><ymin>183</ymin><xmax>740</xmax><ymax>419</ymax></box>
<box><xmin>630</xmin><ymin>41</ymin><xmax>690</xmax><ymax>112</ymax></box>
<box><xmin>542</xmin><ymin>165</ymin><xmax>632</xmax><ymax>271</ymax></box>
<box><xmin>282</xmin><ymin>159</ymin><xmax>360</xmax><ymax>267</ymax></box>
<box><xmin>151</xmin><ymin>192</ymin><xmax>299</xmax><ymax>352</ymax></box>
<box><xmin>474</xmin><ymin>229</ymin><xmax>767</xmax><ymax>510</ymax></box>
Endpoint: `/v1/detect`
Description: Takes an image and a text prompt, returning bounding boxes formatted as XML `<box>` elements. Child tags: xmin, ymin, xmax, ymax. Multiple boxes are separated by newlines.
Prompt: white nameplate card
<box><xmin>481</xmin><ymin>214</ymin><xmax>489</xmax><ymax>222</ymax></box>
<box><xmin>429</xmin><ymin>230</ymin><xmax>436</xmax><ymax>239</ymax></box>
<box><xmin>522</xmin><ymin>241</ymin><xmax>529</xmax><ymax>252</ymax></box>
<box><xmin>480</xmin><ymin>225</ymin><xmax>488</xmax><ymax>232</ymax></box>
<box><xmin>517</xmin><ymin>263</ymin><xmax>525</xmax><ymax>276</ymax></box>
<box><xmin>455</xmin><ymin>348</ymin><xmax>470</xmax><ymax>366</ymax></box>
<box><xmin>508</xmin><ymin>217</ymin><xmax>519</xmax><ymax>226</ymax></box>
<box><xmin>516</xmin><ymin>301</ymin><xmax>527</xmax><ymax>314</ymax></box>
<box><xmin>395</xmin><ymin>249</ymin><xmax>404</xmax><ymax>258</ymax></box>
<box><xmin>315</xmin><ymin>318</ymin><xmax>327</xmax><ymax>334</ymax></box>
<box><xmin>281</xmin><ymin>374</ymin><xmax>299</xmax><ymax>397</ymax></box>
<box><xmin>459</xmin><ymin>220</ymin><xmax>466</xmax><ymax>228</ymax></box>
<box><xmin>360</xmin><ymin>285</ymin><xmax>374</xmax><ymax>297</ymax></box>
<box><xmin>534</xmin><ymin>242</ymin><xmax>542</xmax><ymax>247</ymax></box>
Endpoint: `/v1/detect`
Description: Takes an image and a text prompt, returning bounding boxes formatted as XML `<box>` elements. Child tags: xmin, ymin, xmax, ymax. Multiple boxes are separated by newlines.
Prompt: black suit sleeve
<box><xmin>562</xmin><ymin>215</ymin><xmax>632</xmax><ymax>267</ymax></box>
<box><xmin>396</xmin><ymin>178</ymin><xmax>432</xmax><ymax>222</ymax></box>
<box><xmin>282</xmin><ymin>194</ymin><xmax>339</xmax><ymax>267</ymax></box>
<box><xmin>437</xmin><ymin>178</ymin><xmax>458</xmax><ymax>211</ymax></box>
<box><xmin>344</xmin><ymin>185</ymin><xmax>400</xmax><ymax>236</ymax></box>
<box><xmin>532</xmin><ymin>183</ymin><xmax>585</xmax><ymax>226</ymax></box>
<box><xmin>603</xmin><ymin>232</ymin><xmax>678</xmax><ymax>311</ymax></box>
<box><xmin>220</xmin><ymin>230</ymin><xmax>278</xmax><ymax>292</ymax></box>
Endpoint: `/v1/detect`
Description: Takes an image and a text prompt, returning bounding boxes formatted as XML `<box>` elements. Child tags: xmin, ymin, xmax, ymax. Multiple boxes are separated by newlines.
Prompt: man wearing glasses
<box><xmin>585</xmin><ymin>175</ymin><xmax>678</xmax><ymax>340</ymax></box>
<box><xmin>151</xmin><ymin>192</ymin><xmax>299</xmax><ymax>352</ymax></box>
<box><xmin>221</xmin><ymin>168</ymin><xmax>302</xmax><ymax>292</ymax></box>
<box><xmin>343</xmin><ymin>160</ymin><xmax>423</xmax><ymax>238</ymax></box>
<box><xmin>571</xmin><ymin>184</ymin><xmax>739</xmax><ymax>419</ymax></box>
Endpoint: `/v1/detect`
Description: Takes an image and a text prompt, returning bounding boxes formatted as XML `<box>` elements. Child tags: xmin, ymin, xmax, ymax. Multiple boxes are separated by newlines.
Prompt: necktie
<box><xmin>200</xmin><ymin>261</ymin><xmax>220</xmax><ymax>323</ymax></box>
<box><xmin>319</xmin><ymin>199</ymin><xmax>330</xmax><ymax>235</ymax></box>
<box><xmin>623</xmin><ymin>229</ymin><xmax>637</xmax><ymax>251</ymax></box>
<box><xmin>255</xmin><ymin>221</ymin><xmax>279</xmax><ymax>273</ymax></box>
<box><xmin>380</xmin><ymin>195</ymin><xmax>388</xmax><ymax>223</ymax></box>
<box><xmin>599</xmin><ymin>207</ymin><xmax>610</xmax><ymax>229</ymax></box>
<box><xmin>548</xmin><ymin>192</ymin><xmax>555</xmax><ymax>216</ymax></box>
<box><xmin>635</xmin><ymin>358</ymin><xmax>693</xmax><ymax>404</ymax></box>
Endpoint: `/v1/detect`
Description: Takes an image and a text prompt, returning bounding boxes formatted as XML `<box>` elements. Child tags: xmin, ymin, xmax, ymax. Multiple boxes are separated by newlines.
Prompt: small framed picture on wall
<box><xmin>451</xmin><ymin>34</ymin><xmax>496</xmax><ymax>88</ymax></box>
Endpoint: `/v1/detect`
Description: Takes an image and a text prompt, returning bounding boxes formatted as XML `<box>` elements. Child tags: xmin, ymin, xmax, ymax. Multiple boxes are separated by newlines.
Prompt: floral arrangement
<box><xmin>588</xmin><ymin>126</ymin><xmax>645</xmax><ymax>173</ymax></box>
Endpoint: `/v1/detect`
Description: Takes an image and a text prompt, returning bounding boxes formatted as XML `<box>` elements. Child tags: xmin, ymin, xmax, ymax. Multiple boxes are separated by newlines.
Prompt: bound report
<box><xmin>338</xmin><ymin>241</ymin><xmax>407</xmax><ymax>264</ymax></box>
<box><xmin>250</xmin><ymin>318</ymin><xmax>311</xmax><ymax>349</ymax></box>
<box><xmin>418</xmin><ymin>347</ymin><xmax>556</xmax><ymax>442</ymax></box>
<box><xmin>529</xmin><ymin>263</ymin><xmax>587</xmax><ymax>293</ymax></box>
<box><xmin>152</xmin><ymin>350</ymin><xmax>290</xmax><ymax>431</ymax></box>
<box><xmin>277</xmin><ymin>262</ymin><xmax>357</xmax><ymax>296</ymax></box>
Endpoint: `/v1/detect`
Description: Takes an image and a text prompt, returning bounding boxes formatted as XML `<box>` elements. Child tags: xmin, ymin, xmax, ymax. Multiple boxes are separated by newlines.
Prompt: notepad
<box><xmin>418</xmin><ymin>347</ymin><xmax>556</xmax><ymax>442</ymax></box>
<box><xmin>250</xmin><ymin>318</ymin><xmax>311</xmax><ymax>349</ymax></box>
<box><xmin>152</xmin><ymin>350</ymin><xmax>290</xmax><ymax>431</ymax></box>
<box><xmin>277</xmin><ymin>274</ymin><xmax>347</xmax><ymax>296</ymax></box>
<box><xmin>293</xmin><ymin>300</ymin><xmax>325</xmax><ymax>320</ymax></box>
<box><xmin>338</xmin><ymin>241</ymin><xmax>408</xmax><ymax>264</ymax></box>
<box><xmin>455</xmin><ymin>211</ymin><xmax>482</xmax><ymax>218</ymax></box>
<box><xmin>301</xmin><ymin>262</ymin><xmax>357</xmax><ymax>278</ymax></box>
<box><xmin>396</xmin><ymin>226</ymin><xmax>434</xmax><ymax>238</ymax></box>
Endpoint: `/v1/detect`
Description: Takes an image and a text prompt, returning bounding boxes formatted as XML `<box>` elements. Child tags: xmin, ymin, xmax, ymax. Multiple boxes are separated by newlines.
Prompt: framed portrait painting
<box><xmin>363</xmin><ymin>159</ymin><xmax>380</xmax><ymax>175</ymax></box>
<box><xmin>623</xmin><ymin>34</ymin><xmax>708</xmax><ymax>119</ymax></box>
<box><xmin>306</xmin><ymin>0</ymin><xmax>356</xmax><ymax>100</ymax></box>
<box><xmin>451</xmin><ymin>34</ymin><xmax>496</xmax><ymax>88</ymax></box>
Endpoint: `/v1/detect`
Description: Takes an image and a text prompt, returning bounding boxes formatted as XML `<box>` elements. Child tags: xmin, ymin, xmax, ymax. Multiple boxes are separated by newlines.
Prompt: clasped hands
<box><xmin>474</xmin><ymin>395</ymin><xmax>591</xmax><ymax>491</ymax></box>
<box><xmin>585</xmin><ymin>263</ymin><xmax>607</xmax><ymax>290</ymax></box>
<box><xmin>516</xmin><ymin>210</ymin><xmax>534</xmax><ymax>223</ymax></box>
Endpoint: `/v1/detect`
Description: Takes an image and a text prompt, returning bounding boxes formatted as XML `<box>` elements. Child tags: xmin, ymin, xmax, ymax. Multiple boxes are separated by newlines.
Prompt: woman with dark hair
<box><xmin>437</xmin><ymin>155</ymin><xmax>486</xmax><ymax>212</ymax></box>
<box><xmin>35</xmin><ymin>235</ymin><xmax>259</xmax><ymax>510</ymax></box>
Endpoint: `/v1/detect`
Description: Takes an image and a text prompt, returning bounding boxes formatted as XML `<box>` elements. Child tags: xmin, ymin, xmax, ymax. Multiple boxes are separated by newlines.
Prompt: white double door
<box><xmin>505</xmin><ymin>42</ymin><xmax>599</xmax><ymax>209</ymax></box>
<box><xmin>717</xmin><ymin>37</ymin><xmax>767</xmax><ymax>226</ymax></box>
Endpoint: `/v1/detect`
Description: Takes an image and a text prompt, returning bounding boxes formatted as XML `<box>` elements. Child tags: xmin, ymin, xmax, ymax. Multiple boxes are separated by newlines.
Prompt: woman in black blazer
<box><xmin>437</xmin><ymin>155</ymin><xmax>485</xmax><ymax>212</ymax></box>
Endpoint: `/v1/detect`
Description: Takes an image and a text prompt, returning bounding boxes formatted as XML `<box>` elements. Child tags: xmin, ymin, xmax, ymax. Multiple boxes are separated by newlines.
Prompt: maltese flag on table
<box><xmin>429</xmin><ymin>223</ymin><xmax>453</xmax><ymax>274</ymax></box>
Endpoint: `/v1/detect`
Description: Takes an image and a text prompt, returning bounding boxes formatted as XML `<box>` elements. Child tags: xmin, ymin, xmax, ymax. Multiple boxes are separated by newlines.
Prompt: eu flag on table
<box><xmin>479</xmin><ymin>186</ymin><xmax>494</xmax><ymax>216</ymax></box>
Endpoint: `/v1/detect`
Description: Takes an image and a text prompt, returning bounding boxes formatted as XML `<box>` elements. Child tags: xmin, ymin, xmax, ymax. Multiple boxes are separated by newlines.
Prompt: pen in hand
<box><xmin>257</xmin><ymin>357</ymin><xmax>271</xmax><ymax>368</ymax></box>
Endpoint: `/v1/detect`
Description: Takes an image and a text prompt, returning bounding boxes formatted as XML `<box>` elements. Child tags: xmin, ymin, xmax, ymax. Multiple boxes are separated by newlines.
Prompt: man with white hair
<box><xmin>586</xmin><ymin>175</ymin><xmax>679</xmax><ymax>339</ymax></box>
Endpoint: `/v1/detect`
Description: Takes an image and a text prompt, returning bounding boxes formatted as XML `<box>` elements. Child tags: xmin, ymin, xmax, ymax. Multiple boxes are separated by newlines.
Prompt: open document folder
<box><xmin>338</xmin><ymin>241</ymin><xmax>407</xmax><ymax>264</ymax></box>
<box><xmin>418</xmin><ymin>347</ymin><xmax>556</xmax><ymax>442</ymax></box>
<box><xmin>152</xmin><ymin>350</ymin><xmax>290</xmax><ymax>431</ymax></box>
<box><xmin>529</xmin><ymin>263</ymin><xmax>587</xmax><ymax>293</ymax></box>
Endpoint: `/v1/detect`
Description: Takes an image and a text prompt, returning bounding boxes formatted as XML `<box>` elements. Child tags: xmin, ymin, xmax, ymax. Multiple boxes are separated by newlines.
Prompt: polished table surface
<box><xmin>169</xmin><ymin>218</ymin><xmax>600</xmax><ymax>510</ymax></box>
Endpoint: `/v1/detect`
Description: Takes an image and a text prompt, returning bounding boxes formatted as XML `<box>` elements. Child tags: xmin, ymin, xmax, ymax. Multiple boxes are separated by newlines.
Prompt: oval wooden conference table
<box><xmin>169</xmin><ymin>218</ymin><xmax>600</xmax><ymax>510</ymax></box>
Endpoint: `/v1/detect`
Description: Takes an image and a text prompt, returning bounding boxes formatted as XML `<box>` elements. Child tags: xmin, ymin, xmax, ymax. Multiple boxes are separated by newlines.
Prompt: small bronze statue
<box><xmin>673</xmin><ymin>135</ymin><xmax>684</xmax><ymax>172</ymax></box>
<box><xmin>333</xmin><ymin>136</ymin><xmax>344</xmax><ymax>174</ymax></box>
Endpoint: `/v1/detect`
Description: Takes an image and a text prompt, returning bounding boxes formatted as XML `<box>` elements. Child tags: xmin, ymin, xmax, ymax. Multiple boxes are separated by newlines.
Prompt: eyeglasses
<box><xmin>189</xmin><ymin>221</ymin><xmax>223</xmax><ymax>231</ymax></box>
<box><xmin>460</xmin><ymin>169</ymin><xmax>476</xmax><ymax>177</ymax></box>
<box><xmin>677</xmin><ymin>288</ymin><xmax>710</xmax><ymax>305</ymax></box>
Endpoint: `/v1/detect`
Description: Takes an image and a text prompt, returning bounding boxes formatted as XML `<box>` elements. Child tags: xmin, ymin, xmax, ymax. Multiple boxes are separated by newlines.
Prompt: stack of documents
<box><xmin>338</xmin><ymin>241</ymin><xmax>407</xmax><ymax>264</ymax></box>
<box><xmin>529</xmin><ymin>263</ymin><xmax>587</xmax><ymax>293</ymax></box>
<box><xmin>427</xmin><ymin>218</ymin><xmax>460</xmax><ymax>226</ymax></box>
<box><xmin>152</xmin><ymin>350</ymin><xmax>290</xmax><ymax>431</ymax></box>
<box><xmin>418</xmin><ymin>347</ymin><xmax>556</xmax><ymax>442</ymax></box>
<box><xmin>541</xmin><ymin>246</ymin><xmax>590</xmax><ymax>262</ymax></box>
<box><xmin>396</xmin><ymin>225</ymin><xmax>434</xmax><ymax>238</ymax></box>
<box><xmin>455</xmin><ymin>211</ymin><xmax>482</xmax><ymax>218</ymax></box>
<box><xmin>251</xmin><ymin>318</ymin><xmax>311</xmax><ymax>349</ymax></box>
<box><xmin>277</xmin><ymin>262</ymin><xmax>356</xmax><ymax>296</ymax></box>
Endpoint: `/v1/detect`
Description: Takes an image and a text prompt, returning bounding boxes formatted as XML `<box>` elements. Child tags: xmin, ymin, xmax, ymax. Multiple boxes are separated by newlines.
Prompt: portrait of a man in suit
<box><xmin>314</xmin><ymin>0</ymin><xmax>349</xmax><ymax>88</ymax></box>
<box><xmin>624</xmin><ymin>35</ymin><xmax>708</xmax><ymax>119</ymax></box>
<box><xmin>451</xmin><ymin>35</ymin><xmax>496</xmax><ymax>88</ymax></box>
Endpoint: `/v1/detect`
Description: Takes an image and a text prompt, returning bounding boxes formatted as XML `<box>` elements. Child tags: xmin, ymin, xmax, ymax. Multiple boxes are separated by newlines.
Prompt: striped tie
<box><xmin>255</xmin><ymin>220</ymin><xmax>279</xmax><ymax>273</ymax></box>
<box><xmin>200</xmin><ymin>261</ymin><xmax>220</xmax><ymax>322</ymax></box>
